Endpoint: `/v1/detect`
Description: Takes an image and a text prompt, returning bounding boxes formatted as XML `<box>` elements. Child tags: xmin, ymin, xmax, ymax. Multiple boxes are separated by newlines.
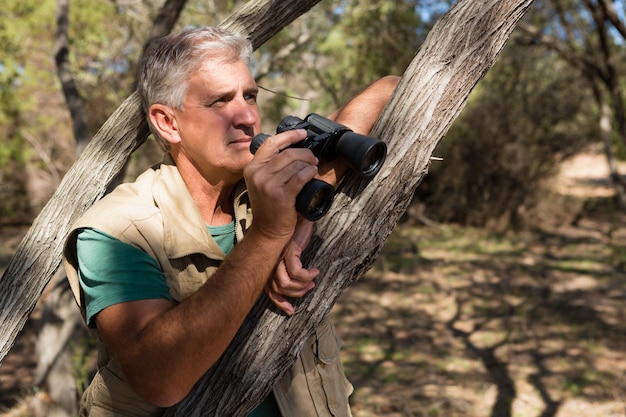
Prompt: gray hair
<box><xmin>137</xmin><ymin>26</ymin><xmax>253</xmax><ymax>149</ymax></box>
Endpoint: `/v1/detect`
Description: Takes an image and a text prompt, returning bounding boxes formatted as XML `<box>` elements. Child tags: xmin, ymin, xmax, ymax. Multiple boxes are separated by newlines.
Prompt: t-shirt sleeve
<box><xmin>76</xmin><ymin>227</ymin><xmax>173</xmax><ymax>328</ymax></box>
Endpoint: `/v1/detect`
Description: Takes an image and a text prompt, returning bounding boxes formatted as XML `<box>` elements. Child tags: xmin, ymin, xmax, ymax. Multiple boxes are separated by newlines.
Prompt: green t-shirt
<box><xmin>75</xmin><ymin>224</ymin><xmax>280</xmax><ymax>416</ymax></box>
<box><xmin>76</xmin><ymin>228</ymin><xmax>172</xmax><ymax>327</ymax></box>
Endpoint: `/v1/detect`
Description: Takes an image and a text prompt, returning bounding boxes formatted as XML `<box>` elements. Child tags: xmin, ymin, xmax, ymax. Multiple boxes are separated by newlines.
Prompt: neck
<box><xmin>194</xmin><ymin>183</ymin><xmax>237</xmax><ymax>227</ymax></box>
<box><xmin>173</xmin><ymin>156</ymin><xmax>241</xmax><ymax>226</ymax></box>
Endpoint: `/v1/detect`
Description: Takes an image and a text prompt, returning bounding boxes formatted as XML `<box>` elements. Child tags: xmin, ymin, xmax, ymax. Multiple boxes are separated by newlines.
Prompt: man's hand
<box><xmin>266</xmin><ymin>217</ymin><xmax>319</xmax><ymax>315</ymax></box>
<box><xmin>243</xmin><ymin>129</ymin><xmax>319</xmax><ymax>243</ymax></box>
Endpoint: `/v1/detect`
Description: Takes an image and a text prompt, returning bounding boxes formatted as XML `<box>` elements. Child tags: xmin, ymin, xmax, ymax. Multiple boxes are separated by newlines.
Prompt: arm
<box><xmin>322</xmin><ymin>75</ymin><xmax>400</xmax><ymax>185</ymax></box>
<box><xmin>266</xmin><ymin>76</ymin><xmax>400</xmax><ymax>315</ymax></box>
<box><xmin>94</xmin><ymin>129</ymin><xmax>316</xmax><ymax>407</ymax></box>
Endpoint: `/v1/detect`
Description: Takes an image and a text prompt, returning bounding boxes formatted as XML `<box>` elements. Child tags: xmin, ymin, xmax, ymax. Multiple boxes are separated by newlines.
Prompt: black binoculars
<box><xmin>250</xmin><ymin>113</ymin><xmax>387</xmax><ymax>221</ymax></box>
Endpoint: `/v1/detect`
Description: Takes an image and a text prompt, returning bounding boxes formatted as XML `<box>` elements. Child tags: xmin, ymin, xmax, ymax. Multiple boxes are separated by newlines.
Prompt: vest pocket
<box><xmin>85</xmin><ymin>366</ymin><xmax>164</xmax><ymax>416</ymax></box>
<box><xmin>309</xmin><ymin>319</ymin><xmax>353</xmax><ymax>416</ymax></box>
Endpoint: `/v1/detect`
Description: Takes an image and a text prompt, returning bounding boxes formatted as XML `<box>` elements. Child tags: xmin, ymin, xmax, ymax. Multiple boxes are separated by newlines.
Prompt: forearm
<box><xmin>99</xmin><ymin>226</ymin><xmax>288</xmax><ymax>406</ymax></box>
<box><xmin>320</xmin><ymin>75</ymin><xmax>400</xmax><ymax>186</ymax></box>
<box><xmin>330</xmin><ymin>75</ymin><xmax>400</xmax><ymax>134</ymax></box>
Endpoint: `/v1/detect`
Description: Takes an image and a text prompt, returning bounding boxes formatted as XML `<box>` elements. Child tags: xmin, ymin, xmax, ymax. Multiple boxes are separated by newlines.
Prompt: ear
<box><xmin>149</xmin><ymin>104</ymin><xmax>181</xmax><ymax>145</ymax></box>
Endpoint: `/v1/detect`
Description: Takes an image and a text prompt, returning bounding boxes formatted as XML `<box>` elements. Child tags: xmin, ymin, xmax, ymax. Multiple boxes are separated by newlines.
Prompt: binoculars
<box><xmin>250</xmin><ymin>113</ymin><xmax>387</xmax><ymax>221</ymax></box>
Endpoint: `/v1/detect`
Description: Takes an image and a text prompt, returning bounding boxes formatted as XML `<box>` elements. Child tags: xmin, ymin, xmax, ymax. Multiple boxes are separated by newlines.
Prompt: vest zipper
<box><xmin>233</xmin><ymin>185</ymin><xmax>248</xmax><ymax>243</ymax></box>
<box><xmin>273</xmin><ymin>388</ymin><xmax>286</xmax><ymax>417</ymax></box>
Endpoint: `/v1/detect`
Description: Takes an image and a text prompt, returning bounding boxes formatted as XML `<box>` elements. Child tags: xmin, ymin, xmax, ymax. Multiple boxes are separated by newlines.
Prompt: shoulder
<box><xmin>76</xmin><ymin>166</ymin><xmax>165</xmax><ymax>238</ymax></box>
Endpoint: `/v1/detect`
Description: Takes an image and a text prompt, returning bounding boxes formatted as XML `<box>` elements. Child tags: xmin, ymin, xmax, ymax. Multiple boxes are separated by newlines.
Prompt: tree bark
<box><xmin>0</xmin><ymin>0</ymin><xmax>323</xmax><ymax>365</ymax></box>
<box><xmin>166</xmin><ymin>0</ymin><xmax>535</xmax><ymax>415</ymax></box>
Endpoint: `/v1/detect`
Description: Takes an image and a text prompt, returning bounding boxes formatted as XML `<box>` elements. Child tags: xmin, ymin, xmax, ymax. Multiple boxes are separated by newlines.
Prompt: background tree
<box><xmin>415</xmin><ymin>40</ymin><xmax>594</xmax><ymax>230</ymax></box>
<box><xmin>517</xmin><ymin>0</ymin><xmax>626</xmax><ymax>208</ymax></box>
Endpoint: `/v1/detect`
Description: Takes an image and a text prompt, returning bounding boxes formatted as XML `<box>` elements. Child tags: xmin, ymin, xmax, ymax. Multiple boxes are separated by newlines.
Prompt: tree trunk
<box><xmin>0</xmin><ymin>0</ymin><xmax>323</xmax><ymax>365</ymax></box>
<box><xmin>591</xmin><ymin>80</ymin><xmax>626</xmax><ymax>209</ymax></box>
<box><xmin>0</xmin><ymin>0</ymin><xmax>534</xmax><ymax>415</ymax></box>
<box><xmin>54</xmin><ymin>0</ymin><xmax>90</xmax><ymax>153</ymax></box>
<box><xmin>166</xmin><ymin>0</ymin><xmax>535</xmax><ymax>415</ymax></box>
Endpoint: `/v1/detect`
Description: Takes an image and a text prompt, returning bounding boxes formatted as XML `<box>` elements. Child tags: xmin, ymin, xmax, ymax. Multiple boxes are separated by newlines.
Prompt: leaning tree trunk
<box><xmin>167</xmin><ymin>0</ymin><xmax>536</xmax><ymax>415</ymax></box>
<box><xmin>0</xmin><ymin>0</ymin><xmax>324</xmax><ymax>365</ymax></box>
<box><xmin>0</xmin><ymin>0</ymin><xmax>535</xmax><ymax>415</ymax></box>
<box><xmin>31</xmin><ymin>3</ymin><xmax>93</xmax><ymax>415</ymax></box>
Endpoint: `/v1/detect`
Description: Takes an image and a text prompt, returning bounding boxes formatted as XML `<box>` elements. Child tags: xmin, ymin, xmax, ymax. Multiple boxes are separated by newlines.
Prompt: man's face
<box><xmin>172</xmin><ymin>57</ymin><xmax>261</xmax><ymax>182</ymax></box>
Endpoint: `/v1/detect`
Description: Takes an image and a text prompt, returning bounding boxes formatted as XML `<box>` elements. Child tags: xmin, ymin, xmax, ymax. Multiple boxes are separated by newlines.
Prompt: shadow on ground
<box><xmin>332</xmin><ymin>199</ymin><xmax>626</xmax><ymax>417</ymax></box>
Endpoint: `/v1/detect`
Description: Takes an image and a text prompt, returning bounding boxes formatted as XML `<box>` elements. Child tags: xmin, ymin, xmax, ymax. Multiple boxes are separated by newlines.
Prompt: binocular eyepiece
<box><xmin>250</xmin><ymin>113</ymin><xmax>387</xmax><ymax>221</ymax></box>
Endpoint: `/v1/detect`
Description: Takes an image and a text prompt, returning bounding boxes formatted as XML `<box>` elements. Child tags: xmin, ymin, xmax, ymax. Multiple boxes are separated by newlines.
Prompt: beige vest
<box><xmin>63</xmin><ymin>160</ymin><xmax>352</xmax><ymax>417</ymax></box>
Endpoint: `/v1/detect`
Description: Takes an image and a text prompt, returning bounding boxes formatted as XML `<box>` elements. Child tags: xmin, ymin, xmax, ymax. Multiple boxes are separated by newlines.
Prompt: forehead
<box><xmin>188</xmin><ymin>57</ymin><xmax>255</xmax><ymax>91</ymax></box>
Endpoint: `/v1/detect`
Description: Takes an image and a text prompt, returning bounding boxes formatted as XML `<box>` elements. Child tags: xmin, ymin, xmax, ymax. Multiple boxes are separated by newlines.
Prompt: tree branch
<box><xmin>598</xmin><ymin>0</ymin><xmax>626</xmax><ymax>42</ymax></box>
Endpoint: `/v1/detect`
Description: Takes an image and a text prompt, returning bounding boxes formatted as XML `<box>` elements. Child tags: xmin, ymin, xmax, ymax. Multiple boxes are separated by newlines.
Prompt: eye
<box><xmin>208</xmin><ymin>96</ymin><xmax>229</xmax><ymax>107</ymax></box>
<box><xmin>245</xmin><ymin>92</ymin><xmax>258</xmax><ymax>104</ymax></box>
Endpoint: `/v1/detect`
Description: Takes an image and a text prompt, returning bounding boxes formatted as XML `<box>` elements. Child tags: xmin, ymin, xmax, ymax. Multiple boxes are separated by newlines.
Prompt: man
<box><xmin>63</xmin><ymin>26</ymin><xmax>398</xmax><ymax>416</ymax></box>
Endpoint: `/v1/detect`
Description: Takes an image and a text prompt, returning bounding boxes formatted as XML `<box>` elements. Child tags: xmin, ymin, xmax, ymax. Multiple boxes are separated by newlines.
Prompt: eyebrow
<box><xmin>244</xmin><ymin>86</ymin><xmax>259</xmax><ymax>96</ymax></box>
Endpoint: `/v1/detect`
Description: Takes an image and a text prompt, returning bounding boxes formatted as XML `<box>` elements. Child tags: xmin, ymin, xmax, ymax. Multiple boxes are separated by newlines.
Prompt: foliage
<box><xmin>314</xmin><ymin>0</ymin><xmax>423</xmax><ymax>99</ymax></box>
<box><xmin>252</xmin><ymin>0</ymin><xmax>427</xmax><ymax>126</ymax></box>
<box><xmin>415</xmin><ymin>41</ymin><xmax>595</xmax><ymax>230</ymax></box>
<box><xmin>0</xmin><ymin>0</ymin><xmax>165</xmax><ymax>220</ymax></box>
<box><xmin>527</xmin><ymin>0</ymin><xmax>626</xmax><ymax>157</ymax></box>
<box><xmin>0</xmin><ymin>0</ymin><xmax>624</xmax><ymax>226</ymax></box>
<box><xmin>0</xmin><ymin>0</ymin><xmax>57</xmax><ymax>220</ymax></box>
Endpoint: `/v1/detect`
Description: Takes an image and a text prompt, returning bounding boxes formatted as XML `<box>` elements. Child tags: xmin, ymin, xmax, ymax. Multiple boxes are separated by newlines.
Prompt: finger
<box><xmin>265</xmin><ymin>287</ymin><xmax>295</xmax><ymax>316</ymax></box>
<box><xmin>271</xmin><ymin>279</ymin><xmax>315</xmax><ymax>299</ymax></box>
<box><xmin>274</xmin><ymin>261</ymin><xmax>319</xmax><ymax>292</ymax></box>
<box><xmin>283</xmin><ymin>255</ymin><xmax>320</xmax><ymax>284</ymax></box>
<box><xmin>246</xmin><ymin>152</ymin><xmax>319</xmax><ymax>195</ymax></box>
<box><xmin>276</xmin><ymin>158</ymin><xmax>319</xmax><ymax>188</ymax></box>
<box><xmin>254</xmin><ymin>129</ymin><xmax>308</xmax><ymax>156</ymax></box>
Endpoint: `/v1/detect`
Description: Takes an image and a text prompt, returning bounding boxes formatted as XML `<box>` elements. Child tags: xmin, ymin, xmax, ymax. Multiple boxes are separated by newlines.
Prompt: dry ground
<box><xmin>1</xmin><ymin>151</ymin><xmax>625</xmax><ymax>417</ymax></box>
<box><xmin>334</xmin><ymin>152</ymin><xmax>626</xmax><ymax>417</ymax></box>
<box><xmin>335</xmin><ymin>216</ymin><xmax>626</xmax><ymax>417</ymax></box>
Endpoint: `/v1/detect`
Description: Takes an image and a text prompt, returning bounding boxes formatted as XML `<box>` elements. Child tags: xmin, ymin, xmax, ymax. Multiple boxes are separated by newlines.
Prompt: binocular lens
<box><xmin>360</xmin><ymin>142</ymin><xmax>387</xmax><ymax>177</ymax></box>
<box><xmin>252</xmin><ymin>113</ymin><xmax>386</xmax><ymax>221</ymax></box>
<box><xmin>335</xmin><ymin>132</ymin><xmax>387</xmax><ymax>178</ymax></box>
<box><xmin>296</xmin><ymin>179</ymin><xmax>335</xmax><ymax>221</ymax></box>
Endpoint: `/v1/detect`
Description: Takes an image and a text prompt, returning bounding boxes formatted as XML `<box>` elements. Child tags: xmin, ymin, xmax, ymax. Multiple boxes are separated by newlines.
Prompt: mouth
<box><xmin>229</xmin><ymin>136</ymin><xmax>253</xmax><ymax>151</ymax></box>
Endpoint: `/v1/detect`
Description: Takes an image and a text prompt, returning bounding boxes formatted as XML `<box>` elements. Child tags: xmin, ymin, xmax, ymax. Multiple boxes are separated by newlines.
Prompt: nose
<box><xmin>232</xmin><ymin>97</ymin><xmax>258</xmax><ymax>129</ymax></box>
